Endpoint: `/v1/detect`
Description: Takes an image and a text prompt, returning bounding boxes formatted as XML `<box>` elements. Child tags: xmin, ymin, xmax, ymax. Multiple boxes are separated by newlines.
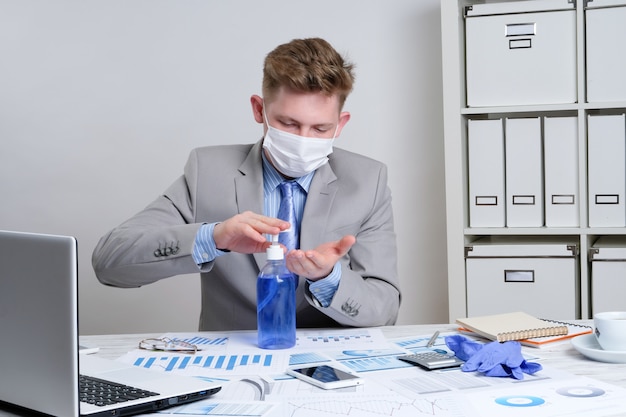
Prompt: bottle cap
<box><xmin>266</xmin><ymin>234</ymin><xmax>283</xmax><ymax>260</ymax></box>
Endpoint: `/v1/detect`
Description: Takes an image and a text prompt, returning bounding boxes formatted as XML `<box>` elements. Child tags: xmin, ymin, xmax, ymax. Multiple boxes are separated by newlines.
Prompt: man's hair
<box><xmin>262</xmin><ymin>38</ymin><xmax>355</xmax><ymax>109</ymax></box>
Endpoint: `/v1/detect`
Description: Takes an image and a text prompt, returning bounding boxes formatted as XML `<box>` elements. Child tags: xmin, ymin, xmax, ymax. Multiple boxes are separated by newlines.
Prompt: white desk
<box><xmin>77</xmin><ymin>322</ymin><xmax>626</xmax><ymax>388</ymax></box>
<box><xmin>2</xmin><ymin>323</ymin><xmax>626</xmax><ymax>416</ymax></box>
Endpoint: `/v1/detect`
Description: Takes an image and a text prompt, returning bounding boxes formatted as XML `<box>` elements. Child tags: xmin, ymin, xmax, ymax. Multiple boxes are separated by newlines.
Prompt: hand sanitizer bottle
<box><xmin>257</xmin><ymin>233</ymin><xmax>297</xmax><ymax>349</ymax></box>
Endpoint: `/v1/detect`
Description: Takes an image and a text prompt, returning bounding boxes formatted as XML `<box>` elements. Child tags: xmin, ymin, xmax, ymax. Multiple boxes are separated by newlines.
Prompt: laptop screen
<box><xmin>0</xmin><ymin>230</ymin><xmax>81</xmax><ymax>416</ymax></box>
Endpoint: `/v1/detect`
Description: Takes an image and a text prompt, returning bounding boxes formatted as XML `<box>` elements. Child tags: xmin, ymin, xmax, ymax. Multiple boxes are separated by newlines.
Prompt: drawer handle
<box><xmin>509</xmin><ymin>38</ymin><xmax>532</xmax><ymax>49</ymax></box>
<box><xmin>595</xmin><ymin>194</ymin><xmax>619</xmax><ymax>205</ymax></box>
<box><xmin>512</xmin><ymin>195</ymin><xmax>536</xmax><ymax>205</ymax></box>
<box><xmin>552</xmin><ymin>194</ymin><xmax>575</xmax><ymax>205</ymax></box>
<box><xmin>476</xmin><ymin>196</ymin><xmax>498</xmax><ymax>206</ymax></box>
<box><xmin>506</xmin><ymin>23</ymin><xmax>535</xmax><ymax>37</ymax></box>
<box><xmin>504</xmin><ymin>270</ymin><xmax>535</xmax><ymax>283</ymax></box>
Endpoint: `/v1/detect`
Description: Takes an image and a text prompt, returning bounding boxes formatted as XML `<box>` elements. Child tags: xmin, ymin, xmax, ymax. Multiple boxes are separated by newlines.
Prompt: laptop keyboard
<box><xmin>80</xmin><ymin>375</ymin><xmax>159</xmax><ymax>407</ymax></box>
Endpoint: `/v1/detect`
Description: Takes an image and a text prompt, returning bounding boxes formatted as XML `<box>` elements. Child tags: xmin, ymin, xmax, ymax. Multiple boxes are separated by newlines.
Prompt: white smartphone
<box><xmin>286</xmin><ymin>365</ymin><xmax>364</xmax><ymax>390</ymax></box>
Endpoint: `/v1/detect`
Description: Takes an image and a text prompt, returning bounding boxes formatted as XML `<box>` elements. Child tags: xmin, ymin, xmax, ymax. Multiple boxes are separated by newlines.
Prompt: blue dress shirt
<box><xmin>191</xmin><ymin>153</ymin><xmax>341</xmax><ymax>307</ymax></box>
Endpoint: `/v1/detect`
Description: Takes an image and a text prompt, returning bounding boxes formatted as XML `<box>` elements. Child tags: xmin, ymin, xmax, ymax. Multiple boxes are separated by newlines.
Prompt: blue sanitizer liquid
<box><xmin>257</xmin><ymin>260</ymin><xmax>297</xmax><ymax>349</ymax></box>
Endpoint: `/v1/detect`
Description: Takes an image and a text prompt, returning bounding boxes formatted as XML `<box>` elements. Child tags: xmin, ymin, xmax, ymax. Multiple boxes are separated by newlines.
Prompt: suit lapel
<box><xmin>295</xmin><ymin>163</ymin><xmax>337</xmax><ymax>311</ymax></box>
<box><xmin>300</xmin><ymin>163</ymin><xmax>338</xmax><ymax>250</ymax></box>
<box><xmin>235</xmin><ymin>140</ymin><xmax>266</xmax><ymax>270</ymax></box>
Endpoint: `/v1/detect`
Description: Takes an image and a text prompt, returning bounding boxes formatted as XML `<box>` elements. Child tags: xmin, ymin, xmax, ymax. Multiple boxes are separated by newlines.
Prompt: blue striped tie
<box><xmin>277</xmin><ymin>181</ymin><xmax>299</xmax><ymax>251</ymax></box>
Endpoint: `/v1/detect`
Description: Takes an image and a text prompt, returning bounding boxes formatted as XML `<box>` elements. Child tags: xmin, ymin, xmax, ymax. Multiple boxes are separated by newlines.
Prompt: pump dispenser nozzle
<box><xmin>266</xmin><ymin>227</ymin><xmax>294</xmax><ymax>261</ymax></box>
<box><xmin>266</xmin><ymin>234</ymin><xmax>283</xmax><ymax>260</ymax></box>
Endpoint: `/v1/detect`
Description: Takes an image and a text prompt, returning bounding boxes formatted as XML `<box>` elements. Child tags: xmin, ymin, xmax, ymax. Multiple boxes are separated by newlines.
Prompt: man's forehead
<box><xmin>266</xmin><ymin>89</ymin><xmax>340</xmax><ymax>119</ymax></box>
<box><xmin>270</xmin><ymin>86</ymin><xmax>339</xmax><ymax>104</ymax></box>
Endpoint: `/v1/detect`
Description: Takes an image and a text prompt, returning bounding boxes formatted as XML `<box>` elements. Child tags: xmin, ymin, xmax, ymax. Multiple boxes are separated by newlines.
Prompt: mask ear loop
<box><xmin>331</xmin><ymin>123</ymin><xmax>339</xmax><ymax>140</ymax></box>
<box><xmin>262</xmin><ymin>102</ymin><xmax>271</xmax><ymax>129</ymax></box>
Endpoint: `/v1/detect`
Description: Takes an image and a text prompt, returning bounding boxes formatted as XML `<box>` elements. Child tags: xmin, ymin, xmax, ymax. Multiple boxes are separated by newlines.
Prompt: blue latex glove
<box><xmin>445</xmin><ymin>335</ymin><xmax>542</xmax><ymax>380</ymax></box>
<box><xmin>445</xmin><ymin>334</ymin><xmax>483</xmax><ymax>361</ymax></box>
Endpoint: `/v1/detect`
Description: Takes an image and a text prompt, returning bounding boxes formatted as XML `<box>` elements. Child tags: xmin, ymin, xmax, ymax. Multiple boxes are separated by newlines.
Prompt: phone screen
<box><xmin>291</xmin><ymin>365</ymin><xmax>359</xmax><ymax>383</ymax></box>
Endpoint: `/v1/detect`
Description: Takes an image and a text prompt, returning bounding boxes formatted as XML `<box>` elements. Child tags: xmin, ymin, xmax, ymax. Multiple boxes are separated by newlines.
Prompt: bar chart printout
<box><xmin>132</xmin><ymin>352</ymin><xmax>282</xmax><ymax>376</ymax></box>
<box><xmin>174</xmin><ymin>336</ymin><xmax>228</xmax><ymax>347</ymax></box>
<box><xmin>159</xmin><ymin>333</ymin><xmax>230</xmax><ymax>349</ymax></box>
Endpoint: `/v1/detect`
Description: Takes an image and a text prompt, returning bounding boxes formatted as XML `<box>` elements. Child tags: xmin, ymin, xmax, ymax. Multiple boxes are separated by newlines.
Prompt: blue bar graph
<box><xmin>299</xmin><ymin>333</ymin><xmax>372</xmax><ymax>344</ymax></box>
<box><xmin>395</xmin><ymin>337</ymin><xmax>431</xmax><ymax>348</ymax></box>
<box><xmin>289</xmin><ymin>352</ymin><xmax>329</xmax><ymax>365</ymax></box>
<box><xmin>173</xmin><ymin>336</ymin><xmax>228</xmax><ymax>346</ymax></box>
<box><xmin>395</xmin><ymin>335</ymin><xmax>447</xmax><ymax>349</ymax></box>
<box><xmin>133</xmin><ymin>353</ymin><xmax>275</xmax><ymax>373</ymax></box>
<box><xmin>341</xmin><ymin>355</ymin><xmax>411</xmax><ymax>373</ymax></box>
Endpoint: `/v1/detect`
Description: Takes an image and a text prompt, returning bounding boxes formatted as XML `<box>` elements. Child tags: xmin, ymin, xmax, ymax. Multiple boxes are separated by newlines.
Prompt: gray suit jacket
<box><xmin>92</xmin><ymin>140</ymin><xmax>400</xmax><ymax>330</ymax></box>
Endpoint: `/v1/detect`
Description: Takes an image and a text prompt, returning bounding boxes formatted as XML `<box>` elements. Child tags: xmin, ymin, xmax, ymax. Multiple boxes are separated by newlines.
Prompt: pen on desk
<box><xmin>426</xmin><ymin>330</ymin><xmax>440</xmax><ymax>348</ymax></box>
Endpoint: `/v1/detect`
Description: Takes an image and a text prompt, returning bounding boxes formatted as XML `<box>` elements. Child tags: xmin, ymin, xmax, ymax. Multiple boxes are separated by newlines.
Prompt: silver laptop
<box><xmin>0</xmin><ymin>230</ymin><xmax>221</xmax><ymax>416</ymax></box>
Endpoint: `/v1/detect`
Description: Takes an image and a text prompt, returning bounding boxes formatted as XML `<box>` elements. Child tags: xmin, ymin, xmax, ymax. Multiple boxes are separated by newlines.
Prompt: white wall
<box><xmin>0</xmin><ymin>0</ymin><xmax>448</xmax><ymax>335</ymax></box>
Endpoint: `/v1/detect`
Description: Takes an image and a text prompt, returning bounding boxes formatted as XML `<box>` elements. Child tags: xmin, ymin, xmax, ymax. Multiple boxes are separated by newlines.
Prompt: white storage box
<box><xmin>590</xmin><ymin>236</ymin><xmax>626</xmax><ymax>313</ymax></box>
<box><xmin>465</xmin><ymin>0</ymin><xmax>577</xmax><ymax>107</ymax></box>
<box><xmin>468</xmin><ymin>119</ymin><xmax>506</xmax><ymax>227</ymax></box>
<box><xmin>586</xmin><ymin>0</ymin><xmax>626</xmax><ymax>102</ymax></box>
<box><xmin>544</xmin><ymin>116</ymin><xmax>579</xmax><ymax>227</ymax></box>
<box><xmin>465</xmin><ymin>237</ymin><xmax>578</xmax><ymax>318</ymax></box>
<box><xmin>587</xmin><ymin>114</ymin><xmax>626</xmax><ymax>227</ymax></box>
<box><xmin>505</xmin><ymin>117</ymin><xmax>544</xmax><ymax>227</ymax></box>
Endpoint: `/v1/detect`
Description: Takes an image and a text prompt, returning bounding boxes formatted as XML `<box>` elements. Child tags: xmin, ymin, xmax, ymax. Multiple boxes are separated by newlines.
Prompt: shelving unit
<box><xmin>440</xmin><ymin>0</ymin><xmax>626</xmax><ymax>320</ymax></box>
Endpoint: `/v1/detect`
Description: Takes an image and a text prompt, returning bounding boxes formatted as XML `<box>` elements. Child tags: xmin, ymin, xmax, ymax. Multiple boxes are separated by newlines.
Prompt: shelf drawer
<box><xmin>465</xmin><ymin>0</ymin><xmax>576</xmax><ymax>107</ymax></box>
<box><xmin>465</xmin><ymin>237</ymin><xmax>578</xmax><ymax>318</ymax></box>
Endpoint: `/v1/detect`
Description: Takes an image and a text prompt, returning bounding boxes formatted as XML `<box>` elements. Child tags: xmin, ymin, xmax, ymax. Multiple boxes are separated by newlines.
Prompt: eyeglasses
<box><xmin>138</xmin><ymin>337</ymin><xmax>197</xmax><ymax>354</ymax></box>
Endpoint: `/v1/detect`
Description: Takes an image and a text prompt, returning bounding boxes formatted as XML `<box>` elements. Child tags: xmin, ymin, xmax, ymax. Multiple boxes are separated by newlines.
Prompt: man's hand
<box><xmin>213</xmin><ymin>211</ymin><xmax>290</xmax><ymax>254</ymax></box>
<box><xmin>285</xmin><ymin>235</ymin><xmax>356</xmax><ymax>280</ymax></box>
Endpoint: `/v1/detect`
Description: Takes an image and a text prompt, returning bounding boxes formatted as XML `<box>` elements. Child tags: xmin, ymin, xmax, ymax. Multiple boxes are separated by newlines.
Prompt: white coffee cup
<box><xmin>594</xmin><ymin>311</ymin><xmax>626</xmax><ymax>351</ymax></box>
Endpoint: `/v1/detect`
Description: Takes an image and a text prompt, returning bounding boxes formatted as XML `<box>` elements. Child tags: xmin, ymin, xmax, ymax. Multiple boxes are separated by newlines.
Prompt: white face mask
<box><xmin>262</xmin><ymin>111</ymin><xmax>337</xmax><ymax>178</ymax></box>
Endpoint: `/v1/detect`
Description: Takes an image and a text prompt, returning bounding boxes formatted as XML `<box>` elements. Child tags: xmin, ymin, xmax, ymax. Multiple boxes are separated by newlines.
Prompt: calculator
<box><xmin>397</xmin><ymin>351</ymin><xmax>465</xmax><ymax>371</ymax></box>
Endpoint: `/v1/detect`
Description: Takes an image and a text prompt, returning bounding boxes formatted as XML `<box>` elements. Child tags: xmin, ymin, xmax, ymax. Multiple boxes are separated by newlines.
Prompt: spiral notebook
<box><xmin>456</xmin><ymin>312</ymin><xmax>570</xmax><ymax>343</ymax></box>
<box><xmin>458</xmin><ymin>321</ymin><xmax>592</xmax><ymax>348</ymax></box>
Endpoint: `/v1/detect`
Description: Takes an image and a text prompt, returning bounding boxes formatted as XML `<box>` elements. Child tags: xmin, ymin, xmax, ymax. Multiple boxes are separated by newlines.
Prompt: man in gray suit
<box><xmin>93</xmin><ymin>38</ymin><xmax>400</xmax><ymax>331</ymax></box>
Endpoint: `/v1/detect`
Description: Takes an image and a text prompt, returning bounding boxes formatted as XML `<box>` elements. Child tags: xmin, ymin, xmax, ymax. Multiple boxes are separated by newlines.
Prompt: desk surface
<box><xmin>77</xmin><ymin>322</ymin><xmax>626</xmax><ymax>387</ymax></box>
<box><xmin>2</xmin><ymin>322</ymin><xmax>626</xmax><ymax>417</ymax></box>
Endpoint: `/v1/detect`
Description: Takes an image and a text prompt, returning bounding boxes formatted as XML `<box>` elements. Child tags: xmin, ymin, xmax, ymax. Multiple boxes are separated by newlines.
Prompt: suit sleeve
<box><xmin>92</xmin><ymin>150</ymin><xmax>207</xmax><ymax>287</ymax></box>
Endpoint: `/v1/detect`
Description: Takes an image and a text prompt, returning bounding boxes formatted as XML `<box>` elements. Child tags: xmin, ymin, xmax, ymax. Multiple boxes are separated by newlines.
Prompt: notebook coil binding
<box><xmin>497</xmin><ymin>324</ymin><xmax>569</xmax><ymax>342</ymax></box>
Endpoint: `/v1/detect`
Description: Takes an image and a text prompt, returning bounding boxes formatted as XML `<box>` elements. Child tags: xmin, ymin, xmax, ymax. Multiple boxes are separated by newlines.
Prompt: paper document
<box><xmin>110</xmin><ymin>329</ymin><xmax>626</xmax><ymax>416</ymax></box>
